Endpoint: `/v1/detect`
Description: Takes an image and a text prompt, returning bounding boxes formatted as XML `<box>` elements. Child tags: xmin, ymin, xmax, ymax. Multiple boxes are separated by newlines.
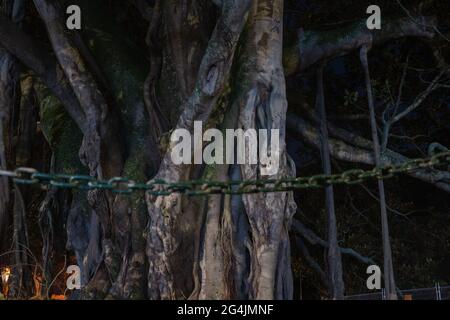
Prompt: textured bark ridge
<box><xmin>33</xmin><ymin>0</ymin><xmax>124</xmax><ymax>179</ymax></box>
<box><xmin>144</xmin><ymin>0</ymin><xmax>298</xmax><ymax>300</ymax></box>
<box><xmin>227</xmin><ymin>0</ymin><xmax>297</xmax><ymax>299</ymax></box>
<box><xmin>145</xmin><ymin>0</ymin><xmax>253</xmax><ymax>300</ymax></box>
<box><xmin>0</xmin><ymin>0</ymin><xmax>33</xmax><ymax>298</ymax></box>
<box><xmin>0</xmin><ymin>0</ymin><xmax>16</xmax><ymax>263</ymax></box>
<box><xmin>0</xmin><ymin>48</ymin><xmax>14</xmax><ymax>255</ymax></box>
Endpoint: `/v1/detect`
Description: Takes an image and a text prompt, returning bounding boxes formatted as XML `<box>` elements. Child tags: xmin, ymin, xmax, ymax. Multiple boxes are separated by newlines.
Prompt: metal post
<box><xmin>436</xmin><ymin>283</ymin><xmax>442</xmax><ymax>300</ymax></box>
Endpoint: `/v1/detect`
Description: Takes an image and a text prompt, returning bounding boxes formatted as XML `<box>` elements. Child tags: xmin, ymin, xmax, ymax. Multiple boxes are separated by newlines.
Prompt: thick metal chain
<box><xmin>1</xmin><ymin>152</ymin><xmax>449</xmax><ymax>196</ymax></box>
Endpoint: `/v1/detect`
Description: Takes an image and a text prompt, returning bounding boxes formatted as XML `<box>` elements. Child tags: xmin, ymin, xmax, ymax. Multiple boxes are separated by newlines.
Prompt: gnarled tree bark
<box><xmin>145</xmin><ymin>0</ymin><xmax>252</xmax><ymax>300</ymax></box>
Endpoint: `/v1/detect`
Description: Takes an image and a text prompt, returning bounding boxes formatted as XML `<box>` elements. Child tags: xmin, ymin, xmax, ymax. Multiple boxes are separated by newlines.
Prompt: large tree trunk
<box><xmin>144</xmin><ymin>0</ymin><xmax>297</xmax><ymax>300</ymax></box>
<box><xmin>227</xmin><ymin>0</ymin><xmax>296</xmax><ymax>299</ymax></box>
<box><xmin>145</xmin><ymin>0</ymin><xmax>252</xmax><ymax>300</ymax></box>
<box><xmin>191</xmin><ymin>0</ymin><xmax>298</xmax><ymax>300</ymax></box>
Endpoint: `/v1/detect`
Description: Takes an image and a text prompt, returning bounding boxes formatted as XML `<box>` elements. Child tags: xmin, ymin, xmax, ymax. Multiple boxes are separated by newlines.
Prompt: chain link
<box><xmin>1</xmin><ymin>152</ymin><xmax>449</xmax><ymax>196</ymax></box>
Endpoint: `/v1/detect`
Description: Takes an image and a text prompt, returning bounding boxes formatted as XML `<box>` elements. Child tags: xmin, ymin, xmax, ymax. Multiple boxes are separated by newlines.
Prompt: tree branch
<box><xmin>284</xmin><ymin>16</ymin><xmax>437</xmax><ymax>75</ymax></box>
<box><xmin>33</xmin><ymin>0</ymin><xmax>123</xmax><ymax>178</ymax></box>
<box><xmin>294</xmin><ymin>236</ymin><xmax>328</xmax><ymax>288</ymax></box>
<box><xmin>287</xmin><ymin>112</ymin><xmax>450</xmax><ymax>193</ymax></box>
<box><xmin>0</xmin><ymin>15</ymin><xmax>86</xmax><ymax>132</ymax></box>
<box><xmin>292</xmin><ymin>220</ymin><xmax>376</xmax><ymax>265</ymax></box>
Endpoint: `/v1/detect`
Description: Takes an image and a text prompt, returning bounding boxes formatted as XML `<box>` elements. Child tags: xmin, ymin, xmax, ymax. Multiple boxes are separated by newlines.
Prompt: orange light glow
<box><xmin>1</xmin><ymin>267</ymin><xmax>11</xmax><ymax>284</ymax></box>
